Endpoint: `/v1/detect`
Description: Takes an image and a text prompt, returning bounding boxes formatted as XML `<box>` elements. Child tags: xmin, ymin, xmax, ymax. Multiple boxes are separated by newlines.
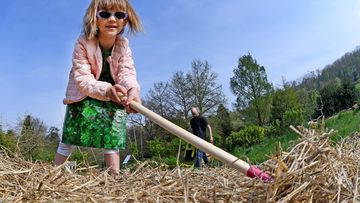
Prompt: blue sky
<box><xmin>1</xmin><ymin>0</ymin><xmax>360</xmax><ymax>129</ymax></box>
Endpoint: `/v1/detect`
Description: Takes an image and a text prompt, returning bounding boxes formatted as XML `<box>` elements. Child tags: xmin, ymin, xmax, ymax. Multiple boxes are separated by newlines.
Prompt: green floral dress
<box><xmin>62</xmin><ymin>48</ymin><xmax>127</xmax><ymax>149</ymax></box>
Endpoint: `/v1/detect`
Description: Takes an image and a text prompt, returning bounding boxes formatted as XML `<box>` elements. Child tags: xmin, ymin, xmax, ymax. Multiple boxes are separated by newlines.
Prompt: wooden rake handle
<box><xmin>119</xmin><ymin>93</ymin><xmax>271</xmax><ymax>182</ymax></box>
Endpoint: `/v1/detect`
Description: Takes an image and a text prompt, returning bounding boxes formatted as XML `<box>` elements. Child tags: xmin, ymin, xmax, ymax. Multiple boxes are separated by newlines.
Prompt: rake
<box><xmin>121</xmin><ymin>93</ymin><xmax>271</xmax><ymax>182</ymax></box>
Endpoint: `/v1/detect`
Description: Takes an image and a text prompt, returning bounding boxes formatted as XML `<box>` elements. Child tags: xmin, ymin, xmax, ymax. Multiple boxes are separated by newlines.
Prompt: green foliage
<box><xmin>32</xmin><ymin>150</ymin><xmax>56</xmax><ymax>162</ymax></box>
<box><xmin>266</xmin><ymin>119</ymin><xmax>282</xmax><ymax>137</ymax></box>
<box><xmin>354</xmin><ymin>81</ymin><xmax>360</xmax><ymax>103</ymax></box>
<box><xmin>326</xmin><ymin>109</ymin><xmax>360</xmax><ymax>142</ymax></box>
<box><xmin>232</xmin><ymin>131</ymin><xmax>299</xmax><ymax>164</ymax></box>
<box><xmin>148</xmin><ymin>137</ymin><xmax>167</xmax><ymax>157</ymax></box>
<box><xmin>318</xmin><ymin>82</ymin><xmax>339</xmax><ymax>116</ymax></box>
<box><xmin>70</xmin><ymin>150</ymin><xmax>91</xmax><ymax>165</ymax></box>
<box><xmin>233</xmin><ymin>107</ymin><xmax>360</xmax><ymax>165</ymax></box>
<box><xmin>147</xmin><ymin>137</ymin><xmax>183</xmax><ymax>158</ymax></box>
<box><xmin>282</xmin><ymin>109</ymin><xmax>305</xmax><ymax>128</ymax></box>
<box><xmin>317</xmin><ymin>80</ymin><xmax>356</xmax><ymax>117</ymax></box>
<box><xmin>296</xmin><ymin>89</ymin><xmax>319</xmax><ymax>120</ymax></box>
<box><xmin>230</xmin><ymin>53</ymin><xmax>272</xmax><ymax>126</ymax></box>
<box><xmin>215</xmin><ymin>104</ymin><xmax>232</xmax><ymax>148</ymax></box>
<box><xmin>129</xmin><ymin>143</ymin><xmax>138</xmax><ymax>158</ymax></box>
<box><xmin>0</xmin><ymin>130</ymin><xmax>16</xmax><ymax>152</ymax></box>
<box><xmin>226</xmin><ymin>125</ymin><xmax>265</xmax><ymax>149</ymax></box>
<box><xmin>337</xmin><ymin>80</ymin><xmax>356</xmax><ymax>110</ymax></box>
<box><xmin>272</xmin><ymin>89</ymin><xmax>296</xmax><ymax>120</ymax></box>
<box><xmin>271</xmin><ymin>87</ymin><xmax>301</xmax><ymax>123</ymax></box>
<box><xmin>162</xmin><ymin>156</ymin><xmax>178</xmax><ymax>168</ymax></box>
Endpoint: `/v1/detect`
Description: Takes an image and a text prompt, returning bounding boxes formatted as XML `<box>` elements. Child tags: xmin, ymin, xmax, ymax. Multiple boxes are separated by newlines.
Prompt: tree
<box><xmin>146</xmin><ymin>81</ymin><xmax>173</xmax><ymax>118</ymax></box>
<box><xmin>271</xmin><ymin>87</ymin><xmax>301</xmax><ymax>125</ymax></box>
<box><xmin>216</xmin><ymin>104</ymin><xmax>232</xmax><ymax>148</ymax></box>
<box><xmin>46</xmin><ymin>126</ymin><xmax>60</xmax><ymax>142</ymax></box>
<box><xmin>0</xmin><ymin>129</ymin><xmax>16</xmax><ymax>152</ymax></box>
<box><xmin>169</xmin><ymin>71</ymin><xmax>193</xmax><ymax>120</ymax></box>
<box><xmin>337</xmin><ymin>80</ymin><xmax>356</xmax><ymax>110</ymax></box>
<box><xmin>318</xmin><ymin>82</ymin><xmax>340</xmax><ymax>117</ymax></box>
<box><xmin>187</xmin><ymin>59</ymin><xmax>226</xmax><ymax>114</ymax></box>
<box><xmin>230</xmin><ymin>53</ymin><xmax>272</xmax><ymax>126</ymax></box>
<box><xmin>18</xmin><ymin>115</ymin><xmax>47</xmax><ymax>159</ymax></box>
<box><xmin>296</xmin><ymin>88</ymin><xmax>319</xmax><ymax>121</ymax></box>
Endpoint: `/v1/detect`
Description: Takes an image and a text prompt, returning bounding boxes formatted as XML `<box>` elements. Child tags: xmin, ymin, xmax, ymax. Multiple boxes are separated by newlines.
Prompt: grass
<box><xmin>232</xmin><ymin>132</ymin><xmax>299</xmax><ymax>164</ymax></box>
<box><xmin>325</xmin><ymin>109</ymin><xmax>360</xmax><ymax>142</ymax></box>
<box><xmin>232</xmin><ymin>109</ymin><xmax>360</xmax><ymax>164</ymax></box>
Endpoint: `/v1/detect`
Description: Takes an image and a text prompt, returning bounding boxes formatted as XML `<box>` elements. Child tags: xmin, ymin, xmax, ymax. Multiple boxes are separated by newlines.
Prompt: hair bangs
<box><xmin>98</xmin><ymin>0</ymin><xmax>128</xmax><ymax>12</ymax></box>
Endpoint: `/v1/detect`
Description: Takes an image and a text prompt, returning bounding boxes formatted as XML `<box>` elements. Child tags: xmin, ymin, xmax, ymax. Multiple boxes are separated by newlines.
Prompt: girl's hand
<box><xmin>125</xmin><ymin>88</ymin><xmax>141</xmax><ymax>113</ymax></box>
<box><xmin>106</xmin><ymin>84</ymin><xmax>128</xmax><ymax>106</ymax></box>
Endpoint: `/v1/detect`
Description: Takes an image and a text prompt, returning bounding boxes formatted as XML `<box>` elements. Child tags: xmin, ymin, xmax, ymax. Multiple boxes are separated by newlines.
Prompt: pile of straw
<box><xmin>1</xmin><ymin>125</ymin><xmax>360</xmax><ymax>202</ymax></box>
<box><xmin>261</xmin><ymin>126</ymin><xmax>360</xmax><ymax>202</ymax></box>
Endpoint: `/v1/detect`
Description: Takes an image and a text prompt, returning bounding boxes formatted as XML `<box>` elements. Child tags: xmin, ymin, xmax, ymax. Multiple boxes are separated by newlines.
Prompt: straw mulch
<box><xmin>261</xmin><ymin>126</ymin><xmax>360</xmax><ymax>202</ymax></box>
<box><xmin>1</xmin><ymin>125</ymin><xmax>360</xmax><ymax>202</ymax></box>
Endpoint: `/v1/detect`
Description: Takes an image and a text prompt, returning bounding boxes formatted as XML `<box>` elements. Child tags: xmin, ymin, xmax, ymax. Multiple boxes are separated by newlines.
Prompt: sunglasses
<box><xmin>96</xmin><ymin>10</ymin><xmax>128</xmax><ymax>20</ymax></box>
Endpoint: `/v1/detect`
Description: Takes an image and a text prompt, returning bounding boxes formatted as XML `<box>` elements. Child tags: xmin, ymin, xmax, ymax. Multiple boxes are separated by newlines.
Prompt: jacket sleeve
<box><xmin>72</xmin><ymin>37</ymin><xmax>111</xmax><ymax>101</ymax></box>
<box><xmin>115</xmin><ymin>38</ymin><xmax>140</xmax><ymax>91</ymax></box>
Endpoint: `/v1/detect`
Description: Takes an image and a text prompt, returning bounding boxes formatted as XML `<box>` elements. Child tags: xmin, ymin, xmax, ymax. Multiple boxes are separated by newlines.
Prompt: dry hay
<box><xmin>1</xmin><ymin>126</ymin><xmax>360</xmax><ymax>202</ymax></box>
<box><xmin>0</xmin><ymin>152</ymin><xmax>265</xmax><ymax>202</ymax></box>
<box><xmin>262</xmin><ymin>126</ymin><xmax>360</xmax><ymax>202</ymax></box>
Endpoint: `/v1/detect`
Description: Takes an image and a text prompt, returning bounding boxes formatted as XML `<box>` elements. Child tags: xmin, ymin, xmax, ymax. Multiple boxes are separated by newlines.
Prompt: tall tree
<box><xmin>271</xmin><ymin>87</ymin><xmax>301</xmax><ymax>124</ymax></box>
<box><xmin>318</xmin><ymin>82</ymin><xmax>340</xmax><ymax>117</ymax></box>
<box><xmin>187</xmin><ymin>59</ymin><xmax>226</xmax><ymax>114</ymax></box>
<box><xmin>18</xmin><ymin>115</ymin><xmax>47</xmax><ymax>159</ymax></box>
<box><xmin>145</xmin><ymin>81</ymin><xmax>173</xmax><ymax>118</ymax></box>
<box><xmin>230</xmin><ymin>54</ymin><xmax>272</xmax><ymax>126</ymax></box>
<box><xmin>296</xmin><ymin>88</ymin><xmax>319</xmax><ymax>121</ymax></box>
<box><xmin>169</xmin><ymin>71</ymin><xmax>193</xmax><ymax>120</ymax></box>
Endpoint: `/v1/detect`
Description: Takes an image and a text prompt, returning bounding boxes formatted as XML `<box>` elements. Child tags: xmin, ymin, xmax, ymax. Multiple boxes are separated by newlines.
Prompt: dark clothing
<box><xmin>98</xmin><ymin>48</ymin><xmax>115</xmax><ymax>85</ymax></box>
<box><xmin>190</xmin><ymin>116</ymin><xmax>208</xmax><ymax>140</ymax></box>
<box><xmin>190</xmin><ymin>115</ymin><xmax>209</xmax><ymax>168</ymax></box>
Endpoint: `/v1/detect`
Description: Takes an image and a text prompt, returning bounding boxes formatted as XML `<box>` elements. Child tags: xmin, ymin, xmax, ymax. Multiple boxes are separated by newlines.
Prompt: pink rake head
<box><xmin>246</xmin><ymin>165</ymin><xmax>272</xmax><ymax>182</ymax></box>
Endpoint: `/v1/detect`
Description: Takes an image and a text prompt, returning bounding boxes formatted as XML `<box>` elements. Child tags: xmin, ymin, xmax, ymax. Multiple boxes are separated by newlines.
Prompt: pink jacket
<box><xmin>63</xmin><ymin>35</ymin><xmax>140</xmax><ymax>104</ymax></box>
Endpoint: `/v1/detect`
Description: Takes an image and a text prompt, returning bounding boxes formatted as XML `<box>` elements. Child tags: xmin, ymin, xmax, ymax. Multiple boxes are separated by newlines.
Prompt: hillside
<box><xmin>297</xmin><ymin>47</ymin><xmax>360</xmax><ymax>90</ymax></box>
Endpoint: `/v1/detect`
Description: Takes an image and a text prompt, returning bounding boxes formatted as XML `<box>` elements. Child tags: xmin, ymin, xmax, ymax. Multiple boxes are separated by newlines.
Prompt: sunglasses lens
<box><xmin>99</xmin><ymin>11</ymin><xmax>111</xmax><ymax>19</ymax></box>
<box><xmin>115</xmin><ymin>12</ymin><xmax>127</xmax><ymax>19</ymax></box>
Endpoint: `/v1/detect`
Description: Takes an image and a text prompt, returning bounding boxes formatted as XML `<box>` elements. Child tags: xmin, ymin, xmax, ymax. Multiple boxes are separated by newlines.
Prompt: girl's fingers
<box><xmin>126</xmin><ymin>88</ymin><xmax>140</xmax><ymax>105</ymax></box>
<box><xmin>110</xmin><ymin>87</ymin><xmax>122</xmax><ymax>104</ymax></box>
<box><xmin>114</xmin><ymin>84</ymin><xmax>127</xmax><ymax>96</ymax></box>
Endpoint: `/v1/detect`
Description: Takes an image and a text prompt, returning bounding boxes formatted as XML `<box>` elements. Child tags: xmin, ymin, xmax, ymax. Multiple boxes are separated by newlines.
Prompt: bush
<box><xmin>148</xmin><ymin>137</ymin><xmax>184</xmax><ymax>158</ymax></box>
<box><xmin>266</xmin><ymin>119</ymin><xmax>282</xmax><ymax>137</ymax></box>
<box><xmin>162</xmin><ymin>156</ymin><xmax>178</xmax><ymax>168</ymax></box>
<box><xmin>283</xmin><ymin>109</ymin><xmax>304</xmax><ymax>128</ymax></box>
<box><xmin>226</xmin><ymin>125</ymin><xmax>265</xmax><ymax>149</ymax></box>
<box><xmin>148</xmin><ymin>137</ymin><xmax>167</xmax><ymax>157</ymax></box>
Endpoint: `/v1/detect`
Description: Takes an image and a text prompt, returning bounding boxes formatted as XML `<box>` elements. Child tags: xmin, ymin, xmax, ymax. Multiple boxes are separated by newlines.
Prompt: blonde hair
<box><xmin>83</xmin><ymin>0</ymin><xmax>143</xmax><ymax>39</ymax></box>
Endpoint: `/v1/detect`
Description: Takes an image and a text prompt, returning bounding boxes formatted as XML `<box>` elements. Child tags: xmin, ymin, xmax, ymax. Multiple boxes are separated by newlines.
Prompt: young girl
<box><xmin>54</xmin><ymin>0</ymin><xmax>143</xmax><ymax>174</ymax></box>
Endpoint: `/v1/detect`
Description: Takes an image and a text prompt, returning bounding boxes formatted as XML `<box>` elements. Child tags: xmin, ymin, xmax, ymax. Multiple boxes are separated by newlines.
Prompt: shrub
<box><xmin>148</xmin><ymin>137</ymin><xmax>167</xmax><ymax>157</ymax></box>
<box><xmin>266</xmin><ymin>119</ymin><xmax>282</xmax><ymax>137</ymax></box>
<box><xmin>283</xmin><ymin>109</ymin><xmax>304</xmax><ymax>128</ymax></box>
<box><xmin>226</xmin><ymin>125</ymin><xmax>265</xmax><ymax>149</ymax></box>
<box><xmin>162</xmin><ymin>156</ymin><xmax>178</xmax><ymax>168</ymax></box>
